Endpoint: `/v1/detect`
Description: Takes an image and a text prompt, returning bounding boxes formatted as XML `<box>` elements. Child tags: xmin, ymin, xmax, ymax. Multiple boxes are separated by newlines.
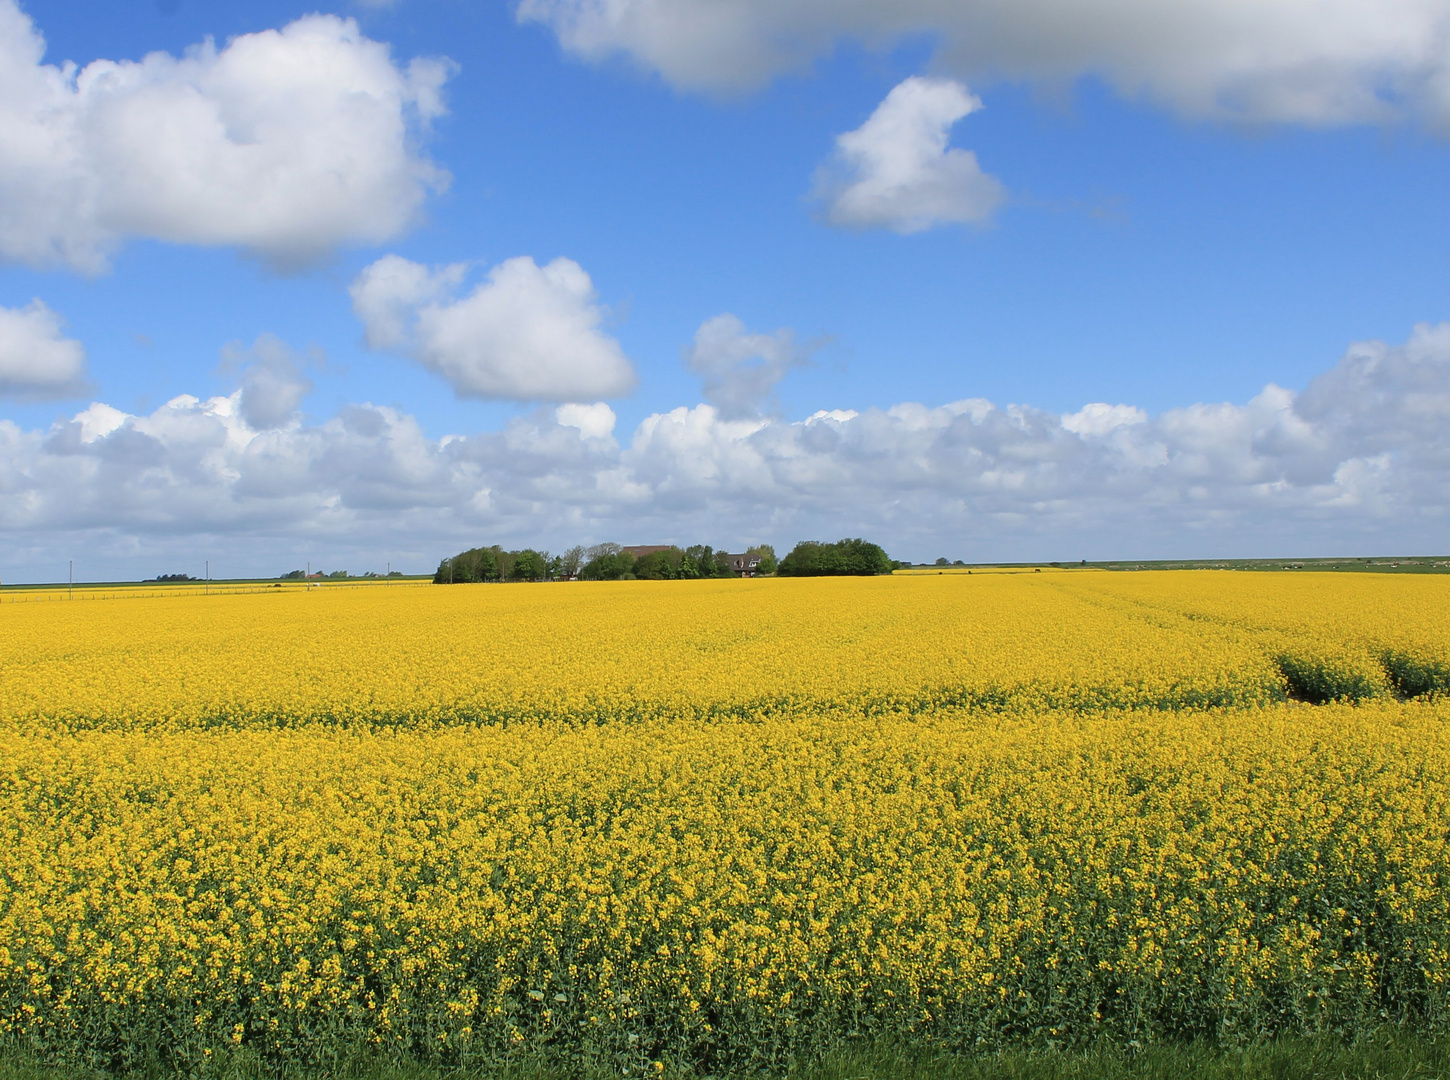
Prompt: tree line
<box><xmin>434</xmin><ymin>543</ymin><xmax>775</xmax><ymax>583</ymax></box>
<box><xmin>434</xmin><ymin>538</ymin><xmax>894</xmax><ymax>583</ymax></box>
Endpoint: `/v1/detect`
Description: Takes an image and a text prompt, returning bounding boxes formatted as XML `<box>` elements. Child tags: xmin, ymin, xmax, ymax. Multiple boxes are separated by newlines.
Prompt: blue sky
<box><xmin>1</xmin><ymin>0</ymin><xmax>1449</xmax><ymax>580</ymax></box>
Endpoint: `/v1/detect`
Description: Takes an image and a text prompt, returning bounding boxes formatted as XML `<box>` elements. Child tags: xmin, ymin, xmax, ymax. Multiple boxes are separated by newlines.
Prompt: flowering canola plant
<box><xmin>2</xmin><ymin>571</ymin><xmax>1450</xmax><ymax>1072</ymax></box>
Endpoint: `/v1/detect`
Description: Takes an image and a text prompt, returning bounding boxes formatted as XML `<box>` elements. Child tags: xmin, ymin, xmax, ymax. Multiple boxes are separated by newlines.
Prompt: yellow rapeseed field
<box><xmin>3</xmin><ymin>571</ymin><xmax>1450</xmax><ymax>1072</ymax></box>
<box><xmin>3</xmin><ymin>571</ymin><xmax>1430</xmax><ymax>729</ymax></box>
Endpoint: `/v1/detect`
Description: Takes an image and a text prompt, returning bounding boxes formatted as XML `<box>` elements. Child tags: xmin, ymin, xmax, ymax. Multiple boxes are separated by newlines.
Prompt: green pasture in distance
<box><xmin>903</xmin><ymin>556</ymin><xmax>1450</xmax><ymax>574</ymax></box>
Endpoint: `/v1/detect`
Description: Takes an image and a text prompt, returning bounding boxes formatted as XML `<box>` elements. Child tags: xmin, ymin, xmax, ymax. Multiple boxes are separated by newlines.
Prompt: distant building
<box><xmin>718</xmin><ymin>551</ymin><xmax>763</xmax><ymax>577</ymax></box>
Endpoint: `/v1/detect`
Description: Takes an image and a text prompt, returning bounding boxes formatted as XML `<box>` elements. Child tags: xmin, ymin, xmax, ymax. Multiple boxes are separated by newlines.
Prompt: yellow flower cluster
<box><xmin>2</xmin><ymin>571</ymin><xmax>1449</xmax><ymax>1071</ymax></box>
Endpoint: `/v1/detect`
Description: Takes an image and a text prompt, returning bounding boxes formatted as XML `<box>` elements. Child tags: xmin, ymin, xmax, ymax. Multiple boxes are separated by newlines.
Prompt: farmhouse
<box><xmin>719</xmin><ymin>551</ymin><xmax>763</xmax><ymax>577</ymax></box>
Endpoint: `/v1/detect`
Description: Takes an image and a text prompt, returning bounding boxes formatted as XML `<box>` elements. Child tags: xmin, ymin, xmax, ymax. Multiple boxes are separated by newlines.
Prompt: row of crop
<box><xmin>1060</xmin><ymin>573</ymin><xmax>1450</xmax><ymax>705</ymax></box>
<box><xmin>5</xmin><ymin>646</ymin><xmax>1444</xmax><ymax>735</ymax></box>
<box><xmin>1274</xmin><ymin>648</ymin><xmax>1450</xmax><ymax>703</ymax></box>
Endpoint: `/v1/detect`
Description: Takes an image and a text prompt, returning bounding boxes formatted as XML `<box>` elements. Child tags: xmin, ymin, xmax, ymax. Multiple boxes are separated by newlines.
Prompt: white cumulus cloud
<box><xmin>0</xmin><ymin>2</ymin><xmax>451</xmax><ymax>272</ymax></box>
<box><xmin>684</xmin><ymin>314</ymin><xmax>816</xmax><ymax>416</ymax></box>
<box><xmin>814</xmin><ymin>78</ymin><xmax>1005</xmax><ymax>233</ymax></box>
<box><xmin>3</xmin><ymin>320</ymin><xmax>1450</xmax><ymax>576</ymax></box>
<box><xmin>555</xmin><ymin>402</ymin><xmax>618</xmax><ymax>440</ymax></box>
<box><xmin>1062</xmin><ymin>402</ymin><xmax>1148</xmax><ymax>437</ymax></box>
<box><xmin>351</xmin><ymin>254</ymin><xmax>637</xmax><ymax>401</ymax></box>
<box><xmin>0</xmin><ymin>300</ymin><xmax>86</xmax><ymax>398</ymax></box>
<box><xmin>517</xmin><ymin>0</ymin><xmax>1450</xmax><ymax>128</ymax></box>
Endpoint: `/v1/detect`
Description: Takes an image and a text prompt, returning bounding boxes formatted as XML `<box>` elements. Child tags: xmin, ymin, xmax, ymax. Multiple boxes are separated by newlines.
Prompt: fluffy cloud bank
<box><xmin>3</xmin><ymin>322</ymin><xmax>1449</xmax><ymax>575</ymax></box>
<box><xmin>814</xmin><ymin>77</ymin><xmax>1005</xmax><ymax>233</ymax></box>
<box><xmin>0</xmin><ymin>2</ymin><xmax>450</xmax><ymax>272</ymax></box>
<box><xmin>350</xmin><ymin>254</ymin><xmax>637</xmax><ymax>401</ymax></box>
<box><xmin>0</xmin><ymin>300</ymin><xmax>86</xmax><ymax>398</ymax></box>
<box><xmin>518</xmin><ymin>0</ymin><xmax>1450</xmax><ymax>127</ymax></box>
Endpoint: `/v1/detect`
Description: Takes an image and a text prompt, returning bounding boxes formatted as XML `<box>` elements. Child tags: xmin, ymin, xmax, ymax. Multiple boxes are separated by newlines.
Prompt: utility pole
<box><xmin>205</xmin><ymin>560</ymin><xmax>209</xmax><ymax>596</ymax></box>
<box><xmin>68</xmin><ymin>560</ymin><xmax>73</xmax><ymax>601</ymax></box>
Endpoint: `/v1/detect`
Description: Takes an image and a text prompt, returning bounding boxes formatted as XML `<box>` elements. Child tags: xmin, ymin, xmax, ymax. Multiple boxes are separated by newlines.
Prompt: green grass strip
<box><xmin>9</xmin><ymin>1030</ymin><xmax>1450</xmax><ymax>1080</ymax></box>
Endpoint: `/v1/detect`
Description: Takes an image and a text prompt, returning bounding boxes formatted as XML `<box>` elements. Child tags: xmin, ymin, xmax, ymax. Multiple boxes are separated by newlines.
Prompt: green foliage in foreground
<box><xmin>9</xmin><ymin>1030</ymin><xmax>1450</xmax><ymax>1080</ymax></box>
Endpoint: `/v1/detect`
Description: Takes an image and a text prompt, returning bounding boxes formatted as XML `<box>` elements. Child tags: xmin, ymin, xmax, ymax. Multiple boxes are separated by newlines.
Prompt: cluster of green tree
<box><xmin>433</xmin><ymin>543</ymin><xmax>779</xmax><ymax>584</ymax></box>
<box><xmin>776</xmin><ymin>538</ymin><xmax>894</xmax><ymax>576</ymax></box>
<box><xmin>147</xmin><ymin>573</ymin><xmax>196</xmax><ymax>583</ymax></box>
<box><xmin>433</xmin><ymin>546</ymin><xmax>554</xmax><ymax>584</ymax></box>
<box><xmin>581</xmin><ymin>543</ymin><xmax>778</xmax><ymax>581</ymax></box>
<box><xmin>434</xmin><ymin>538</ymin><xmax>896</xmax><ymax>583</ymax></box>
